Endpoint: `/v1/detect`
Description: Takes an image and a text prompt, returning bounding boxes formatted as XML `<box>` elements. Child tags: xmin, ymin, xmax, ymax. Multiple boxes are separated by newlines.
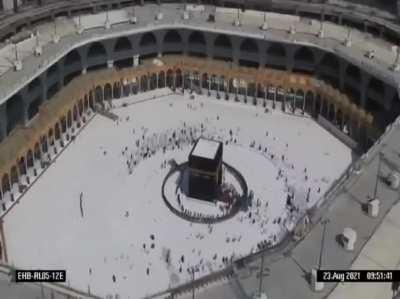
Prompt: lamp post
<box><xmin>318</xmin><ymin>219</ymin><xmax>329</xmax><ymax>270</ymax></box>
<box><xmin>373</xmin><ymin>152</ymin><xmax>382</xmax><ymax>200</ymax></box>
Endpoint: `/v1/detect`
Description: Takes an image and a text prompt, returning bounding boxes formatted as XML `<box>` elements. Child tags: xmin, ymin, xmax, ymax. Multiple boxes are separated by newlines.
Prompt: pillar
<box><xmin>0</xmin><ymin>104</ymin><xmax>7</xmax><ymax>141</ymax></box>
<box><xmin>292</xmin><ymin>93</ymin><xmax>295</xmax><ymax>113</ymax></box>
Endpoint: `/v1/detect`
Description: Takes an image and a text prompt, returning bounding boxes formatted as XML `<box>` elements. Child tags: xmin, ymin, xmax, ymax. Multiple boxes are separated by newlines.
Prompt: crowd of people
<box><xmin>108</xmin><ymin>94</ymin><xmax>324</xmax><ymax>285</ymax></box>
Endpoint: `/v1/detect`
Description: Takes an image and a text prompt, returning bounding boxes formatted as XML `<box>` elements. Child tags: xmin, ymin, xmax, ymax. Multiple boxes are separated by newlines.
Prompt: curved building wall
<box><xmin>0</xmin><ymin>26</ymin><xmax>398</xmax><ymax>143</ymax></box>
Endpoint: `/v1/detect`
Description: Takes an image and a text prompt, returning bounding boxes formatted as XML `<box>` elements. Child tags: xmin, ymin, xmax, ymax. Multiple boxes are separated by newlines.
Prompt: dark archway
<box><xmin>293</xmin><ymin>47</ymin><xmax>315</xmax><ymax>74</ymax></box>
<box><xmin>294</xmin><ymin>47</ymin><xmax>314</xmax><ymax>64</ymax></box>
<box><xmin>114</xmin><ymin>37</ymin><xmax>132</xmax><ymax>52</ymax></box>
<box><xmin>345</xmin><ymin>64</ymin><xmax>361</xmax><ymax>83</ymax></box>
<box><xmin>64</xmin><ymin>50</ymin><xmax>81</xmax><ymax>67</ymax></box>
<box><xmin>239</xmin><ymin>38</ymin><xmax>259</xmax><ymax>68</ymax></box>
<box><xmin>188</xmin><ymin>31</ymin><xmax>207</xmax><ymax>57</ymax></box>
<box><xmin>28</xmin><ymin>77</ymin><xmax>41</xmax><ymax>92</ymax></box>
<box><xmin>87</xmin><ymin>42</ymin><xmax>106</xmax><ymax>58</ymax></box>
<box><xmin>266</xmin><ymin>43</ymin><xmax>286</xmax><ymax>69</ymax></box>
<box><xmin>2</xmin><ymin>174</ymin><xmax>10</xmax><ymax>193</ymax></box>
<box><xmin>141</xmin><ymin>75</ymin><xmax>148</xmax><ymax>92</ymax></box>
<box><xmin>114</xmin><ymin>37</ymin><xmax>133</xmax><ymax>69</ymax></box>
<box><xmin>367</xmin><ymin>77</ymin><xmax>385</xmax><ymax>97</ymax></box>
<box><xmin>104</xmin><ymin>83</ymin><xmax>112</xmax><ymax>101</ymax></box>
<box><xmin>6</xmin><ymin>94</ymin><xmax>23</xmax><ymax>134</ymax></box>
<box><xmin>166</xmin><ymin>69</ymin><xmax>174</xmax><ymax>88</ymax></box>
<box><xmin>240</xmin><ymin>38</ymin><xmax>258</xmax><ymax>53</ymax></box>
<box><xmin>213</xmin><ymin>34</ymin><xmax>233</xmax><ymax>62</ymax></box>
<box><xmin>158</xmin><ymin>71</ymin><xmax>165</xmax><ymax>88</ymax></box>
<box><xmin>26</xmin><ymin>149</ymin><xmax>34</xmax><ymax>168</ymax></box>
<box><xmin>28</xmin><ymin>97</ymin><xmax>43</xmax><ymax>120</ymax></box>
<box><xmin>319</xmin><ymin>53</ymin><xmax>339</xmax><ymax>72</ymax></box>
<box><xmin>140</xmin><ymin>32</ymin><xmax>157</xmax><ymax>47</ymax></box>
<box><xmin>163</xmin><ymin>30</ymin><xmax>182</xmax><ymax>44</ymax></box>
<box><xmin>95</xmin><ymin>86</ymin><xmax>103</xmax><ymax>103</ymax></box>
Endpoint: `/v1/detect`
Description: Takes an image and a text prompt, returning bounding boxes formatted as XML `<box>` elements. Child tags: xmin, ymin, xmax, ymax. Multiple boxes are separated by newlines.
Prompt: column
<box><xmin>292</xmin><ymin>93</ymin><xmax>295</xmax><ymax>113</ymax></box>
<box><xmin>0</xmin><ymin>104</ymin><xmax>7</xmax><ymax>141</ymax></box>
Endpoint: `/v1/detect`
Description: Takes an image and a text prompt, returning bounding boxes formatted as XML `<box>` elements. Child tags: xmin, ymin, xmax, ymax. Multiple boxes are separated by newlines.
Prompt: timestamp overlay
<box><xmin>317</xmin><ymin>270</ymin><xmax>400</xmax><ymax>282</ymax></box>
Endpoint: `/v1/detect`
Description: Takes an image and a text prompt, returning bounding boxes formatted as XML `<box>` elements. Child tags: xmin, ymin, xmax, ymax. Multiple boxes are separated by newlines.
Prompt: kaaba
<box><xmin>188</xmin><ymin>138</ymin><xmax>223</xmax><ymax>201</ymax></box>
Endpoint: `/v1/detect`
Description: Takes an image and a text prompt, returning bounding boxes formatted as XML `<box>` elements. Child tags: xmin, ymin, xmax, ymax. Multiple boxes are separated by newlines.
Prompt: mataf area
<box><xmin>2</xmin><ymin>89</ymin><xmax>351</xmax><ymax>298</ymax></box>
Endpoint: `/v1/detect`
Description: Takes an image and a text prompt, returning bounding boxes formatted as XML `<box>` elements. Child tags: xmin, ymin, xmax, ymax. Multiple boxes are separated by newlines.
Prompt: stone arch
<box><xmin>319</xmin><ymin>53</ymin><xmax>339</xmax><ymax>71</ymax></box>
<box><xmin>305</xmin><ymin>91</ymin><xmax>314</xmax><ymax>114</ymax></box>
<box><xmin>60</xmin><ymin>116</ymin><xmax>67</xmax><ymax>133</ymax></box>
<box><xmin>114</xmin><ymin>37</ymin><xmax>133</xmax><ymax>68</ymax></box>
<box><xmin>18</xmin><ymin>156</ymin><xmax>26</xmax><ymax>176</ymax></box>
<box><xmin>113</xmin><ymin>82</ymin><xmax>121</xmax><ymax>99</ymax></box>
<box><xmin>28</xmin><ymin>77</ymin><xmax>41</xmax><ymax>92</ymax></box>
<box><xmin>176</xmin><ymin>69</ymin><xmax>183</xmax><ymax>88</ymax></box>
<box><xmin>67</xmin><ymin>110</ymin><xmax>72</xmax><ymax>128</ymax></box>
<box><xmin>158</xmin><ymin>71</ymin><xmax>165</xmax><ymax>88</ymax></box>
<box><xmin>213</xmin><ymin>34</ymin><xmax>233</xmax><ymax>61</ymax></box>
<box><xmin>294</xmin><ymin>47</ymin><xmax>314</xmax><ymax>64</ymax></box>
<box><xmin>88</xmin><ymin>91</ymin><xmax>94</xmax><ymax>109</ymax></box>
<box><xmin>95</xmin><ymin>85</ymin><xmax>103</xmax><ymax>103</ymax></box>
<box><xmin>266</xmin><ymin>43</ymin><xmax>286</xmax><ymax>69</ymax></box>
<box><xmin>140</xmin><ymin>32</ymin><xmax>157</xmax><ymax>47</ymax></box>
<box><xmin>239</xmin><ymin>38</ymin><xmax>259</xmax><ymax>68</ymax></box>
<box><xmin>344</xmin><ymin>84</ymin><xmax>361</xmax><ymax>105</ymax></box>
<box><xmin>87</xmin><ymin>42</ymin><xmax>106</xmax><ymax>59</ymax></box>
<box><xmin>321</xmin><ymin>99</ymin><xmax>328</xmax><ymax>118</ymax></box>
<box><xmin>189</xmin><ymin>31</ymin><xmax>206</xmax><ymax>45</ymax></box>
<box><xmin>345</xmin><ymin>64</ymin><xmax>361</xmax><ymax>82</ymax></box>
<box><xmin>6</xmin><ymin>93</ymin><xmax>23</xmax><ymax>134</ymax></box>
<box><xmin>73</xmin><ymin>105</ymin><xmax>78</xmax><ymax>122</ymax></box>
<box><xmin>40</xmin><ymin>135</ymin><xmax>47</xmax><ymax>153</ymax></box>
<box><xmin>48</xmin><ymin>128</ymin><xmax>54</xmax><ymax>145</ymax></box>
<box><xmin>163</xmin><ymin>30</ymin><xmax>182</xmax><ymax>44</ymax></box>
<box><xmin>328</xmin><ymin>103</ymin><xmax>335</xmax><ymax>121</ymax></box>
<box><xmin>26</xmin><ymin>149</ymin><xmax>34</xmax><ymax>168</ymax></box>
<box><xmin>78</xmin><ymin>99</ymin><xmax>83</xmax><ymax>116</ymax></box>
<box><xmin>150</xmin><ymin>73</ymin><xmax>157</xmax><ymax>90</ymax></box>
<box><xmin>166</xmin><ymin>69</ymin><xmax>174</xmax><ymax>88</ymax></box>
<box><xmin>10</xmin><ymin>165</ymin><xmax>18</xmax><ymax>185</ymax></box>
<box><xmin>315</xmin><ymin>94</ymin><xmax>322</xmax><ymax>117</ymax></box>
<box><xmin>387</xmin><ymin>93</ymin><xmax>400</xmax><ymax>125</ymax></box>
<box><xmin>337</xmin><ymin>109</ymin><xmax>343</xmax><ymax>128</ymax></box>
<box><xmin>104</xmin><ymin>83</ymin><xmax>113</xmax><ymax>101</ymax></box>
<box><xmin>1</xmin><ymin>174</ymin><xmax>10</xmax><ymax>193</ymax></box>
<box><xmin>188</xmin><ymin>31</ymin><xmax>206</xmax><ymax>57</ymax></box>
<box><xmin>55</xmin><ymin>123</ymin><xmax>61</xmax><ymax>140</ymax></box>
<box><xmin>27</xmin><ymin>96</ymin><xmax>43</xmax><ymax>120</ymax></box>
<box><xmin>47</xmin><ymin>63</ymin><xmax>59</xmax><ymax>78</ymax></box>
<box><xmin>84</xmin><ymin>95</ymin><xmax>89</xmax><ymax>111</ymax></box>
<box><xmin>202</xmin><ymin>73</ymin><xmax>208</xmax><ymax>89</ymax></box>
<box><xmin>64</xmin><ymin>49</ymin><xmax>81</xmax><ymax>67</ymax></box>
<box><xmin>34</xmin><ymin>142</ymin><xmax>41</xmax><ymax>160</ymax></box>
<box><xmin>295</xmin><ymin>89</ymin><xmax>304</xmax><ymax>110</ymax></box>
<box><xmin>140</xmin><ymin>75</ymin><xmax>148</xmax><ymax>92</ymax></box>
<box><xmin>267</xmin><ymin>43</ymin><xmax>286</xmax><ymax>58</ymax></box>
<box><xmin>367</xmin><ymin>77</ymin><xmax>385</xmax><ymax>97</ymax></box>
<box><xmin>240</xmin><ymin>38</ymin><xmax>258</xmax><ymax>53</ymax></box>
<box><xmin>114</xmin><ymin>37</ymin><xmax>132</xmax><ymax>52</ymax></box>
<box><xmin>214</xmin><ymin>34</ymin><xmax>231</xmax><ymax>49</ymax></box>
